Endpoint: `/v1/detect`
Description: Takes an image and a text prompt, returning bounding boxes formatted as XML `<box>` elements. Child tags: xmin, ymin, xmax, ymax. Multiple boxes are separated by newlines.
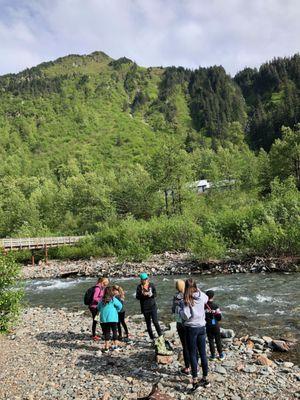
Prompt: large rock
<box><xmin>254</xmin><ymin>354</ymin><xmax>274</xmax><ymax>367</ymax></box>
<box><xmin>214</xmin><ymin>365</ymin><xmax>227</xmax><ymax>374</ymax></box>
<box><xmin>138</xmin><ymin>383</ymin><xmax>175</xmax><ymax>400</ymax></box>
<box><xmin>271</xmin><ymin>340</ymin><xmax>290</xmax><ymax>352</ymax></box>
<box><xmin>262</xmin><ymin>336</ymin><xmax>273</xmax><ymax>345</ymax></box>
<box><xmin>242</xmin><ymin>365</ymin><xmax>257</xmax><ymax>373</ymax></box>
<box><xmin>250</xmin><ymin>336</ymin><xmax>265</xmax><ymax>345</ymax></box>
<box><xmin>156</xmin><ymin>355</ymin><xmax>174</xmax><ymax>365</ymax></box>
<box><xmin>220</xmin><ymin>328</ymin><xmax>235</xmax><ymax>338</ymax></box>
<box><xmin>164</xmin><ymin>322</ymin><xmax>177</xmax><ymax>339</ymax></box>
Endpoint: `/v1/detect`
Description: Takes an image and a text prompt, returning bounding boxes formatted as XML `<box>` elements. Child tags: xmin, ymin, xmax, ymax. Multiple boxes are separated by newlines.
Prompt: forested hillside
<box><xmin>0</xmin><ymin>51</ymin><xmax>299</xmax><ymax>261</ymax></box>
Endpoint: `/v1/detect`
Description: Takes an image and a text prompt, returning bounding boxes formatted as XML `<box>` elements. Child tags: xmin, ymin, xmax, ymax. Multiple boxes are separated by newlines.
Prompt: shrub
<box><xmin>0</xmin><ymin>252</ymin><xmax>23</xmax><ymax>333</ymax></box>
<box><xmin>191</xmin><ymin>234</ymin><xmax>227</xmax><ymax>261</ymax></box>
<box><xmin>245</xmin><ymin>219</ymin><xmax>287</xmax><ymax>256</ymax></box>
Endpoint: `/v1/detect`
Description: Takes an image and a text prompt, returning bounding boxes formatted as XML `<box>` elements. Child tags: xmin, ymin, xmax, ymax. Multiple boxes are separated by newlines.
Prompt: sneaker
<box><xmin>209</xmin><ymin>355</ymin><xmax>217</xmax><ymax>361</ymax></box>
<box><xmin>218</xmin><ymin>353</ymin><xmax>226</xmax><ymax>361</ymax></box>
<box><xmin>187</xmin><ymin>381</ymin><xmax>201</xmax><ymax>394</ymax></box>
<box><xmin>103</xmin><ymin>348</ymin><xmax>109</xmax><ymax>353</ymax></box>
<box><xmin>92</xmin><ymin>335</ymin><xmax>101</xmax><ymax>341</ymax></box>
<box><xmin>111</xmin><ymin>345</ymin><xmax>120</xmax><ymax>351</ymax></box>
<box><xmin>180</xmin><ymin>368</ymin><xmax>191</xmax><ymax>376</ymax></box>
<box><xmin>199</xmin><ymin>378</ymin><xmax>211</xmax><ymax>388</ymax></box>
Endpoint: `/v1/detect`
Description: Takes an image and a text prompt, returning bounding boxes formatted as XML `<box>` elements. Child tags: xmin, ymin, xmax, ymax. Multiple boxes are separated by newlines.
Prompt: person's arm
<box><xmin>136</xmin><ymin>285</ymin><xmax>142</xmax><ymax>300</ymax></box>
<box><xmin>150</xmin><ymin>283</ymin><xmax>157</xmax><ymax>298</ymax></box>
<box><xmin>213</xmin><ymin>303</ymin><xmax>222</xmax><ymax>321</ymax></box>
<box><xmin>179</xmin><ymin>303</ymin><xmax>192</xmax><ymax>321</ymax></box>
<box><xmin>93</xmin><ymin>286</ymin><xmax>101</xmax><ymax>304</ymax></box>
<box><xmin>171</xmin><ymin>296</ymin><xmax>177</xmax><ymax>314</ymax></box>
<box><xmin>113</xmin><ymin>297</ymin><xmax>123</xmax><ymax>312</ymax></box>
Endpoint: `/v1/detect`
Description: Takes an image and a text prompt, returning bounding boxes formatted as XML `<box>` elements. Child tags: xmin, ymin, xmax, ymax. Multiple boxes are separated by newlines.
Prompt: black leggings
<box><xmin>143</xmin><ymin>308</ymin><xmax>162</xmax><ymax>339</ymax></box>
<box><xmin>118</xmin><ymin>311</ymin><xmax>129</xmax><ymax>337</ymax></box>
<box><xmin>101</xmin><ymin>322</ymin><xmax>118</xmax><ymax>341</ymax></box>
<box><xmin>177</xmin><ymin>322</ymin><xmax>190</xmax><ymax>369</ymax></box>
<box><xmin>89</xmin><ymin>307</ymin><xmax>98</xmax><ymax>337</ymax></box>
<box><xmin>206</xmin><ymin>325</ymin><xmax>223</xmax><ymax>356</ymax></box>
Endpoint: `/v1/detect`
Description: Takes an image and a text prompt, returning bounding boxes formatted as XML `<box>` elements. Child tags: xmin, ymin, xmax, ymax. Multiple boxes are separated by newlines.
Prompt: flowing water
<box><xmin>24</xmin><ymin>272</ymin><xmax>300</xmax><ymax>363</ymax></box>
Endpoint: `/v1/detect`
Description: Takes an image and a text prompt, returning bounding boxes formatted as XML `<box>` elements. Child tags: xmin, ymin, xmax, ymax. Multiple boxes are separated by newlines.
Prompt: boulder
<box><xmin>250</xmin><ymin>336</ymin><xmax>265</xmax><ymax>346</ymax></box>
<box><xmin>271</xmin><ymin>340</ymin><xmax>290</xmax><ymax>352</ymax></box>
<box><xmin>242</xmin><ymin>365</ymin><xmax>257</xmax><ymax>373</ymax></box>
<box><xmin>254</xmin><ymin>354</ymin><xmax>274</xmax><ymax>367</ymax></box>
<box><xmin>156</xmin><ymin>354</ymin><xmax>173</xmax><ymax>365</ymax></box>
<box><xmin>282</xmin><ymin>362</ymin><xmax>294</xmax><ymax>368</ymax></box>
<box><xmin>138</xmin><ymin>382</ymin><xmax>174</xmax><ymax>400</ymax></box>
<box><xmin>262</xmin><ymin>336</ymin><xmax>273</xmax><ymax>345</ymax></box>
<box><xmin>214</xmin><ymin>365</ymin><xmax>227</xmax><ymax>374</ymax></box>
<box><xmin>220</xmin><ymin>328</ymin><xmax>235</xmax><ymax>339</ymax></box>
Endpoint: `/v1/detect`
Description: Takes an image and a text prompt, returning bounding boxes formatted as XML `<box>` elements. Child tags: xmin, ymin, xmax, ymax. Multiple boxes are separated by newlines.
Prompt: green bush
<box><xmin>0</xmin><ymin>252</ymin><xmax>23</xmax><ymax>333</ymax></box>
<box><xmin>191</xmin><ymin>234</ymin><xmax>227</xmax><ymax>261</ymax></box>
<box><xmin>213</xmin><ymin>204</ymin><xmax>265</xmax><ymax>246</ymax></box>
<box><xmin>244</xmin><ymin>219</ymin><xmax>293</xmax><ymax>256</ymax></box>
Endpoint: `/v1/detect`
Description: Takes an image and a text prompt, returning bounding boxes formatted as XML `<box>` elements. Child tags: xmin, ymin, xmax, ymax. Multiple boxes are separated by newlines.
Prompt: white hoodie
<box><xmin>180</xmin><ymin>290</ymin><xmax>208</xmax><ymax>328</ymax></box>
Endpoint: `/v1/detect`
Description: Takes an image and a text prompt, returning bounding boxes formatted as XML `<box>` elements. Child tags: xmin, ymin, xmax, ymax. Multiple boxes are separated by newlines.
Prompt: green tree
<box><xmin>112</xmin><ymin>165</ymin><xmax>162</xmax><ymax>219</ymax></box>
<box><xmin>269</xmin><ymin>125</ymin><xmax>300</xmax><ymax>188</ymax></box>
<box><xmin>0</xmin><ymin>252</ymin><xmax>23</xmax><ymax>332</ymax></box>
<box><xmin>148</xmin><ymin>142</ymin><xmax>193</xmax><ymax>215</ymax></box>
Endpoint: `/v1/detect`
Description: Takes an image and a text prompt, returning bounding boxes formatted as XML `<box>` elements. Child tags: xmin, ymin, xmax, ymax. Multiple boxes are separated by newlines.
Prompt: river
<box><xmin>24</xmin><ymin>272</ymin><xmax>299</xmax><ymax>357</ymax></box>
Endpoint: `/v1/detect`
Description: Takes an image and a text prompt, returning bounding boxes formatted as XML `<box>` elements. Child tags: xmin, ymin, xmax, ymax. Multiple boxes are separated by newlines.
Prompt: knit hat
<box><xmin>139</xmin><ymin>272</ymin><xmax>148</xmax><ymax>280</ymax></box>
<box><xmin>206</xmin><ymin>290</ymin><xmax>215</xmax><ymax>299</ymax></box>
<box><xmin>175</xmin><ymin>279</ymin><xmax>185</xmax><ymax>293</ymax></box>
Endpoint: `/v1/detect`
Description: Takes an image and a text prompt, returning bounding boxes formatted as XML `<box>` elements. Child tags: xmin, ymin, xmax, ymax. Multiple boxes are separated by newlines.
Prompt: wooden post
<box><xmin>45</xmin><ymin>244</ymin><xmax>48</xmax><ymax>264</ymax></box>
<box><xmin>31</xmin><ymin>252</ymin><xmax>35</xmax><ymax>267</ymax></box>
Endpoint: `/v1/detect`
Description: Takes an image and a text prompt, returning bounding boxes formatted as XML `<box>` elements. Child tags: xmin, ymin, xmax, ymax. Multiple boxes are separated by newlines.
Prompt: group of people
<box><xmin>85</xmin><ymin>273</ymin><xmax>225</xmax><ymax>393</ymax></box>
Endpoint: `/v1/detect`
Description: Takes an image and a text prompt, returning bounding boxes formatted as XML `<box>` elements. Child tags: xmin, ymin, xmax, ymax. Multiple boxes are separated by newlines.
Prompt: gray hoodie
<box><xmin>180</xmin><ymin>290</ymin><xmax>208</xmax><ymax>328</ymax></box>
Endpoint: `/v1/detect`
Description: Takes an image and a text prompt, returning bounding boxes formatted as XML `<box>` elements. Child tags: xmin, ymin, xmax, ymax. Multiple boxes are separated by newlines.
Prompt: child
<box><xmin>88</xmin><ymin>277</ymin><xmax>109</xmax><ymax>341</ymax></box>
<box><xmin>97</xmin><ymin>286</ymin><xmax>122</xmax><ymax>352</ymax></box>
<box><xmin>205</xmin><ymin>290</ymin><xmax>225</xmax><ymax>361</ymax></box>
<box><xmin>112</xmin><ymin>285</ymin><xmax>129</xmax><ymax>341</ymax></box>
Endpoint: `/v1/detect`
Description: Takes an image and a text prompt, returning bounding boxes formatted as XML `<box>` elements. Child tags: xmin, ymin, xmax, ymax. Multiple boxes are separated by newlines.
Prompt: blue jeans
<box><xmin>185</xmin><ymin>325</ymin><xmax>208</xmax><ymax>378</ymax></box>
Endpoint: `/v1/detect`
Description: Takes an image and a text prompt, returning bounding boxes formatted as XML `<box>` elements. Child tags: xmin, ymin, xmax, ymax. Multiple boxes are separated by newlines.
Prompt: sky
<box><xmin>0</xmin><ymin>0</ymin><xmax>299</xmax><ymax>76</ymax></box>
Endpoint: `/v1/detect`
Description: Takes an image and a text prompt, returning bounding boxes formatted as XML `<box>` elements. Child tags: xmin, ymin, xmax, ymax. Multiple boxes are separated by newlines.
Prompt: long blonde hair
<box><xmin>112</xmin><ymin>285</ymin><xmax>125</xmax><ymax>300</ymax></box>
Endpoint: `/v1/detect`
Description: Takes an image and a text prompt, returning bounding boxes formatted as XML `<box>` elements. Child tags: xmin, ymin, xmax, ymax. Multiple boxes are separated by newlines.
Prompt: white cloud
<box><xmin>0</xmin><ymin>0</ymin><xmax>299</xmax><ymax>75</ymax></box>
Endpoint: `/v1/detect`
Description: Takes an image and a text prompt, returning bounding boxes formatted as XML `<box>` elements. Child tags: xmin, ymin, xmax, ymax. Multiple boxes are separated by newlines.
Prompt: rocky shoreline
<box><xmin>0</xmin><ymin>308</ymin><xmax>299</xmax><ymax>400</ymax></box>
<box><xmin>22</xmin><ymin>253</ymin><xmax>300</xmax><ymax>280</ymax></box>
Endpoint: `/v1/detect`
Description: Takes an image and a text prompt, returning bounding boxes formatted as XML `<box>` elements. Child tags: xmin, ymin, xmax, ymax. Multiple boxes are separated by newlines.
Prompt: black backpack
<box><xmin>84</xmin><ymin>286</ymin><xmax>97</xmax><ymax>306</ymax></box>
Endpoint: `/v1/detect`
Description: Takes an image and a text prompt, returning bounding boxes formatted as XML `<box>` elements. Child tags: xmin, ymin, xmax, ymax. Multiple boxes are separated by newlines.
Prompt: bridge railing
<box><xmin>0</xmin><ymin>236</ymin><xmax>85</xmax><ymax>250</ymax></box>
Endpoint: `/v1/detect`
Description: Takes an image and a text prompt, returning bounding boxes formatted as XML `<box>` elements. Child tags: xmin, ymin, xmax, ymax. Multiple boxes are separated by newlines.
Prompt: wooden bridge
<box><xmin>0</xmin><ymin>236</ymin><xmax>85</xmax><ymax>265</ymax></box>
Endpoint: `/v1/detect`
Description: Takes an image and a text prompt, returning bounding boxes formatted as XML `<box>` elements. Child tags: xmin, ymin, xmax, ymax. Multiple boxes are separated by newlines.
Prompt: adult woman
<box><xmin>180</xmin><ymin>278</ymin><xmax>210</xmax><ymax>392</ymax></box>
<box><xmin>89</xmin><ymin>277</ymin><xmax>109</xmax><ymax>340</ymax></box>
<box><xmin>136</xmin><ymin>272</ymin><xmax>162</xmax><ymax>341</ymax></box>
<box><xmin>97</xmin><ymin>286</ymin><xmax>122</xmax><ymax>352</ymax></box>
<box><xmin>172</xmin><ymin>279</ymin><xmax>190</xmax><ymax>375</ymax></box>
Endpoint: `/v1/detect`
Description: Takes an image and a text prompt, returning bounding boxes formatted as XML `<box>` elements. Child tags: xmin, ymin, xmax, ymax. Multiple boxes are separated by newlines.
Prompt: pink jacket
<box><xmin>90</xmin><ymin>284</ymin><xmax>106</xmax><ymax>309</ymax></box>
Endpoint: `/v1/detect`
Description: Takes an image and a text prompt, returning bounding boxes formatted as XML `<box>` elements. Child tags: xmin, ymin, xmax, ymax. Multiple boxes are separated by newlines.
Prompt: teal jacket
<box><xmin>97</xmin><ymin>297</ymin><xmax>122</xmax><ymax>323</ymax></box>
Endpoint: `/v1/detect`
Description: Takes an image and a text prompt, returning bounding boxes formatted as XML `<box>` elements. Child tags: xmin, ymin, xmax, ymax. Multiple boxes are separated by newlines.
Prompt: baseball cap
<box><xmin>139</xmin><ymin>272</ymin><xmax>148</xmax><ymax>280</ymax></box>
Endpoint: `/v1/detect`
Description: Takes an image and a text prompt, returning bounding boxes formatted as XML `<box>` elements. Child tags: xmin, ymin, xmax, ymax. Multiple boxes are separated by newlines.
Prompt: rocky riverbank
<box><xmin>22</xmin><ymin>253</ymin><xmax>300</xmax><ymax>280</ymax></box>
<box><xmin>0</xmin><ymin>308</ymin><xmax>299</xmax><ymax>400</ymax></box>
